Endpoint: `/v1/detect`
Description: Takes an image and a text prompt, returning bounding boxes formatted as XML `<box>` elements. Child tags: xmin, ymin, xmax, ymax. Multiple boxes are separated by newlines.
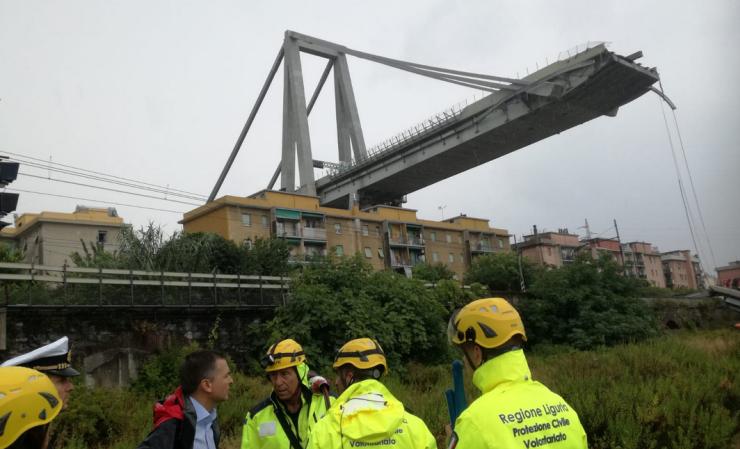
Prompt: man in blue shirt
<box><xmin>137</xmin><ymin>350</ymin><xmax>233</xmax><ymax>449</ymax></box>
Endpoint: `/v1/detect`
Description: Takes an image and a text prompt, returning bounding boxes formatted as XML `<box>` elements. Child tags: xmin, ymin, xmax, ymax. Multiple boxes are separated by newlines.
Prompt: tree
<box><xmin>465</xmin><ymin>252</ymin><xmax>536</xmax><ymax>292</ymax></box>
<box><xmin>268</xmin><ymin>256</ymin><xmax>450</xmax><ymax>369</ymax></box>
<box><xmin>519</xmin><ymin>253</ymin><xmax>658</xmax><ymax>349</ymax></box>
<box><xmin>412</xmin><ymin>262</ymin><xmax>455</xmax><ymax>283</ymax></box>
<box><xmin>241</xmin><ymin>237</ymin><xmax>291</xmax><ymax>276</ymax></box>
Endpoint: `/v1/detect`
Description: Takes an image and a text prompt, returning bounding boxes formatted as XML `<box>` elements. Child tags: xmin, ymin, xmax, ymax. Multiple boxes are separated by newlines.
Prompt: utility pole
<box><xmin>584</xmin><ymin>218</ymin><xmax>592</xmax><ymax>240</ymax></box>
<box><xmin>614</xmin><ymin>218</ymin><xmax>627</xmax><ymax>275</ymax></box>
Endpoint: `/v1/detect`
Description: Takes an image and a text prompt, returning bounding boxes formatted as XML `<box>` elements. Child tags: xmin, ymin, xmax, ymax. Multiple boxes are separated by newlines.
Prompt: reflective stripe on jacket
<box><xmin>241</xmin><ymin>385</ymin><xmax>332</xmax><ymax>449</ymax></box>
<box><xmin>307</xmin><ymin>379</ymin><xmax>436</xmax><ymax>449</ymax></box>
<box><xmin>452</xmin><ymin>350</ymin><xmax>588</xmax><ymax>449</ymax></box>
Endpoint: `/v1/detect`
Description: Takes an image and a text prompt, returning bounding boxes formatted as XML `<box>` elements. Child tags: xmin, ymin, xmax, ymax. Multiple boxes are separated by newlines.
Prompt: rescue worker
<box><xmin>447</xmin><ymin>298</ymin><xmax>588</xmax><ymax>449</ymax></box>
<box><xmin>306</xmin><ymin>338</ymin><xmax>436</xmax><ymax>449</ymax></box>
<box><xmin>241</xmin><ymin>339</ymin><xmax>332</xmax><ymax>449</ymax></box>
<box><xmin>0</xmin><ymin>366</ymin><xmax>63</xmax><ymax>449</ymax></box>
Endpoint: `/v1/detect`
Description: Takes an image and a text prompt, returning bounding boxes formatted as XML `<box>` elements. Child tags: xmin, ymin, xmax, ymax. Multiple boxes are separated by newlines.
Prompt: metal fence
<box><xmin>0</xmin><ymin>262</ymin><xmax>289</xmax><ymax>309</ymax></box>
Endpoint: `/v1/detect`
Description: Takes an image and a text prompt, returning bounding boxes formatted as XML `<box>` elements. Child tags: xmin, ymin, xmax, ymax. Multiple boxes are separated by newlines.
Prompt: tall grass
<box><xmin>56</xmin><ymin>330</ymin><xmax>739</xmax><ymax>449</ymax></box>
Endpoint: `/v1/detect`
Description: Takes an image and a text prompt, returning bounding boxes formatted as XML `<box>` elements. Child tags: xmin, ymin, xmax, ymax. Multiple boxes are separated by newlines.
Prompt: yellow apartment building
<box><xmin>180</xmin><ymin>190</ymin><xmax>510</xmax><ymax>279</ymax></box>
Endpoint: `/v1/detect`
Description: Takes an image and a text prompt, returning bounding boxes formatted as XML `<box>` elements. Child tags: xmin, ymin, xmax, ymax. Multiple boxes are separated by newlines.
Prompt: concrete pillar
<box><xmin>282</xmin><ymin>37</ymin><xmax>316</xmax><ymax>196</ymax></box>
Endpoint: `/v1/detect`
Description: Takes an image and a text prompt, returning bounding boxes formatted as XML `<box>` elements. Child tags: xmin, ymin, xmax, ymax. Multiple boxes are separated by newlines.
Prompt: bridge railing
<box><xmin>0</xmin><ymin>262</ymin><xmax>289</xmax><ymax>309</ymax></box>
<box><xmin>321</xmin><ymin>98</ymin><xmax>472</xmax><ymax>178</ymax></box>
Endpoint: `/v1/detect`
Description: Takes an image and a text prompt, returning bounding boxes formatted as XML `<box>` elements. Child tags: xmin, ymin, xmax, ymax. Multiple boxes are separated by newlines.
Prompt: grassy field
<box><xmin>55</xmin><ymin>330</ymin><xmax>739</xmax><ymax>449</ymax></box>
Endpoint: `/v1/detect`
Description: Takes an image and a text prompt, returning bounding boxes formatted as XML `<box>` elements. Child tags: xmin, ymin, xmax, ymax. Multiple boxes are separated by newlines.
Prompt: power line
<box><xmin>18</xmin><ymin>172</ymin><xmax>201</xmax><ymax>207</ymax></box>
<box><xmin>5</xmin><ymin>187</ymin><xmax>186</xmax><ymax>214</ymax></box>
<box><xmin>1</xmin><ymin>150</ymin><xmax>206</xmax><ymax>198</ymax></box>
<box><xmin>12</xmin><ymin>158</ymin><xmax>205</xmax><ymax>202</ymax></box>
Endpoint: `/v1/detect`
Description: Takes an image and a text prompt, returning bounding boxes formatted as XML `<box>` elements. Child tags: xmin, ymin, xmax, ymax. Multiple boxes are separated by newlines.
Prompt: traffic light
<box><xmin>0</xmin><ymin>158</ymin><xmax>19</xmax><ymax>228</ymax></box>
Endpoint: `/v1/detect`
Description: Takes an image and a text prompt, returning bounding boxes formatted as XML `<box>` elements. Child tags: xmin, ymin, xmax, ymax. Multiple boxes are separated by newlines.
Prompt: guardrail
<box><xmin>0</xmin><ymin>262</ymin><xmax>289</xmax><ymax>309</ymax></box>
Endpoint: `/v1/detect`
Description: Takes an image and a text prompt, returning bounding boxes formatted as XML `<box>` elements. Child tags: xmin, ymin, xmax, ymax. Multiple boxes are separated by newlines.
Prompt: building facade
<box><xmin>716</xmin><ymin>261</ymin><xmax>740</xmax><ymax>289</ymax></box>
<box><xmin>0</xmin><ymin>206</ymin><xmax>124</xmax><ymax>267</ymax></box>
<box><xmin>515</xmin><ymin>229</ymin><xmax>580</xmax><ymax>267</ymax></box>
<box><xmin>661</xmin><ymin>250</ymin><xmax>702</xmax><ymax>290</ymax></box>
<box><xmin>582</xmin><ymin>237</ymin><xmax>624</xmax><ymax>265</ymax></box>
<box><xmin>623</xmin><ymin>241</ymin><xmax>665</xmax><ymax>288</ymax></box>
<box><xmin>180</xmin><ymin>191</ymin><xmax>510</xmax><ymax>279</ymax></box>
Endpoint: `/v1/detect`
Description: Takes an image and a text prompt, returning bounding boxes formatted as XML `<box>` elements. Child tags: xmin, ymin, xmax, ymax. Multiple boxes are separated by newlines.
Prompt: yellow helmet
<box><xmin>332</xmin><ymin>338</ymin><xmax>388</xmax><ymax>374</ymax></box>
<box><xmin>448</xmin><ymin>297</ymin><xmax>527</xmax><ymax>349</ymax></box>
<box><xmin>261</xmin><ymin>339</ymin><xmax>306</xmax><ymax>373</ymax></box>
<box><xmin>0</xmin><ymin>367</ymin><xmax>62</xmax><ymax>448</ymax></box>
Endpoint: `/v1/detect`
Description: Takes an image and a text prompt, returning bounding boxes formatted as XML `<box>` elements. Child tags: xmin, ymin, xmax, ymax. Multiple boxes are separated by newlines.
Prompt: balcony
<box><xmin>302</xmin><ymin>227</ymin><xmax>327</xmax><ymax>241</ymax></box>
<box><xmin>472</xmin><ymin>242</ymin><xmax>494</xmax><ymax>253</ymax></box>
<box><xmin>275</xmin><ymin>222</ymin><xmax>300</xmax><ymax>239</ymax></box>
<box><xmin>389</xmin><ymin>236</ymin><xmax>425</xmax><ymax>247</ymax></box>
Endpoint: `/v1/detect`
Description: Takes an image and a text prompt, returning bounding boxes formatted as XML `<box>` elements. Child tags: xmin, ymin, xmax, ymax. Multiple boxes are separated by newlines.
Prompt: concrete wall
<box><xmin>1</xmin><ymin>308</ymin><xmax>272</xmax><ymax>388</ymax></box>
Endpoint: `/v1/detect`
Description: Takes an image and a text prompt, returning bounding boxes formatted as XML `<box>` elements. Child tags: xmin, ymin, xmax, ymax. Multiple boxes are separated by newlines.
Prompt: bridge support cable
<box><xmin>667</xmin><ymin>93</ymin><xmax>717</xmax><ymax>270</ymax></box>
<box><xmin>657</xmin><ymin>93</ymin><xmax>706</xmax><ymax>274</ymax></box>
<box><xmin>208</xmin><ymin>47</ymin><xmax>285</xmax><ymax>202</ymax></box>
<box><xmin>653</xmin><ymin>81</ymin><xmax>717</xmax><ymax>272</ymax></box>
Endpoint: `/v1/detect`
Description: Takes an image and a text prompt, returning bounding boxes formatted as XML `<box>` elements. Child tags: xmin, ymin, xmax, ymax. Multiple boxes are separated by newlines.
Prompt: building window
<box><xmin>261</xmin><ymin>215</ymin><xmax>269</xmax><ymax>228</ymax></box>
<box><xmin>362</xmin><ymin>225</ymin><xmax>369</xmax><ymax>236</ymax></box>
<box><xmin>430</xmin><ymin>231</ymin><xmax>436</xmax><ymax>242</ymax></box>
<box><xmin>448</xmin><ymin>253</ymin><xmax>454</xmax><ymax>263</ymax></box>
<box><xmin>432</xmin><ymin>252</ymin><xmax>439</xmax><ymax>262</ymax></box>
<box><xmin>335</xmin><ymin>245</ymin><xmax>344</xmax><ymax>256</ymax></box>
<box><xmin>241</xmin><ymin>213</ymin><xmax>251</xmax><ymax>227</ymax></box>
<box><xmin>446</xmin><ymin>234</ymin><xmax>452</xmax><ymax>243</ymax></box>
<box><xmin>378</xmin><ymin>248</ymin><xmax>384</xmax><ymax>259</ymax></box>
<box><xmin>97</xmin><ymin>231</ymin><xmax>107</xmax><ymax>244</ymax></box>
<box><xmin>547</xmin><ymin>247</ymin><xmax>552</xmax><ymax>256</ymax></box>
<box><xmin>460</xmin><ymin>254</ymin><xmax>464</xmax><ymax>263</ymax></box>
<box><xmin>334</xmin><ymin>223</ymin><xmax>342</xmax><ymax>234</ymax></box>
<box><xmin>458</xmin><ymin>235</ymin><xmax>463</xmax><ymax>244</ymax></box>
<box><xmin>364</xmin><ymin>247</ymin><xmax>372</xmax><ymax>258</ymax></box>
<box><xmin>498</xmin><ymin>238</ymin><xmax>504</xmax><ymax>249</ymax></box>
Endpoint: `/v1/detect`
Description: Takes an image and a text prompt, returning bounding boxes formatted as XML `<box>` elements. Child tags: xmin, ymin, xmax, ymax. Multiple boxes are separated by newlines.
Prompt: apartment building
<box><xmin>582</xmin><ymin>237</ymin><xmax>624</xmax><ymax>265</ymax></box>
<box><xmin>515</xmin><ymin>229</ymin><xmax>580</xmax><ymax>267</ymax></box>
<box><xmin>624</xmin><ymin>242</ymin><xmax>665</xmax><ymax>288</ymax></box>
<box><xmin>716</xmin><ymin>261</ymin><xmax>740</xmax><ymax>289</ymax></box>
<box><xmin>0</xmin><ymin>206</ymin><xmax>125</xmax><ymax>267</ymax></box>
<box><xmin>661</xmin><ymin>250</ymin><xmax>702</xmax><ymax>290</ymax></box>
<box><xmin>180</xmin><ymin>190</ymin><xmax>510</xmax><ymax>279</ymax></box>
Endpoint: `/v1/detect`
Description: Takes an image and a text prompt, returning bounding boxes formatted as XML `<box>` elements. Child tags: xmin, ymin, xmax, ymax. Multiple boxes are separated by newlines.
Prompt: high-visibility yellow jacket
<box><xmin>241</xmin><ymin>385</ymin><xmax>332</xmax><ymax>449</ymax></box>
<box><xmin>451</xmin><ymin>349</ymin><xmax>588</xmax><ymax>449</ymax></box>
<box><xmin>307</xmin><ymin>379</ymin><xmax>436</xmax><ymax>449</ymax></box>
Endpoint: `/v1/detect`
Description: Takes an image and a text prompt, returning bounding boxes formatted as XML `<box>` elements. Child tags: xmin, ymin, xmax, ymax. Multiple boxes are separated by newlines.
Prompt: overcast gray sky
<box><xmin>1</xmin><ymin>0</ymin><xmax>738</xmax><ymax>274</ymax></box>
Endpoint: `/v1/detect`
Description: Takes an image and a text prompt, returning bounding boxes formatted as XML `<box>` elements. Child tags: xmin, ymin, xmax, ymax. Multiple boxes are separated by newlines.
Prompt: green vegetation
<box><xmin>268</xmin><ymin>255</ymin><xmax>476</xmax><ymax>369</ymax></box>
<box><xmin>465</xmin><ymin>251</ymin><xmax>537</xmax><ymax>292</ymax></box>
<box><xmin>519</xmin><ymin>253</ymin><xmax>659</xmax><ymax>349</ymax></box>
<box><xmin>71</xmin><ymin>224</ymin><xmax>291</xmax><ymax>276</ymax></box>
<box><xmin>55</xmin><ymin>330</ymin><xmax>739</xmax><ymax>449</ymax></box>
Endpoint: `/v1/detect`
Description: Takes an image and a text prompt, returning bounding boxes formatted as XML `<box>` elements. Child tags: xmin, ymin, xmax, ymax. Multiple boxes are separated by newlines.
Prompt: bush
<box><xmin>268</xmin><ymin>256</ymin><xmax>451</xmax><ymax>369</ymax></box>
<box><xmin>464</xmin><ymin>252</ymin><xmax>537</xmax><ymax>292</ymax></box>
<box><xmin>519</xmin><ymin>253</ymin><xmax>659</xmax><ymax>349</ymax></box>
<box><xmin>412</xmin><ymin>262</ymin><xmax>455</xmax><ymax>283</ymax></box>
<box><xmin>131</xmin><ymin>343</ymin><xmax>200</xmax><ymax>398</ymax></box>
